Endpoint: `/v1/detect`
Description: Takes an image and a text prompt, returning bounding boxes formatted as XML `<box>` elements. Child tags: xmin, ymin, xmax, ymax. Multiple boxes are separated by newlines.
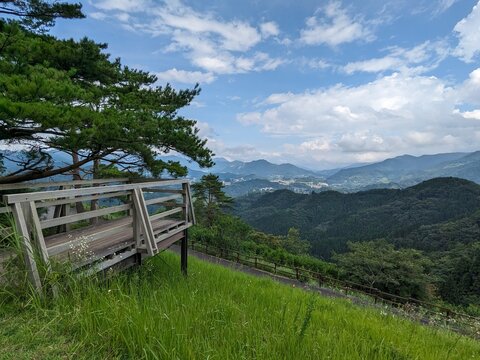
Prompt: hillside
<box><xmin>1</xmin><ymin>252</ymin><xmax>478</xmax><ymax>359</ymax></box>
<box><xmin>326</xmin><ymin>152</ymin><xmax>478</xmax><ymax>190</ymax></box>
<box><xmin>234</xmin><ymin>177</ymin><xmax>480</xmax><ymax>258</ymax></box>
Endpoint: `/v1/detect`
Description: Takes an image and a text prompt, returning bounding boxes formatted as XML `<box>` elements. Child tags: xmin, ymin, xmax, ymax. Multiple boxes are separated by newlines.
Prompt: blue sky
<box><xmin>52</xmin><ymin>0</ymin><xmax>480</xmax><ymax>169</ymax></box>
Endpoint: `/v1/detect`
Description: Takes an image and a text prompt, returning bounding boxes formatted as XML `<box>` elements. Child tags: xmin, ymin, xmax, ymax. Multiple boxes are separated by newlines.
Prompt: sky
<box><xmin>51</xmin><ymin>0</ymin><xmax>480</xmax><ymax>169</ymax></box>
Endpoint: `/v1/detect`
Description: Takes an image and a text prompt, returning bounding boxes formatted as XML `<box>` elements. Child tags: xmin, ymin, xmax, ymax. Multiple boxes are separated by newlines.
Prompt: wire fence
<box><xmin>190</xmin><ymin>240</ymin><xmax>480</xmax><ymax>339</ymax></box>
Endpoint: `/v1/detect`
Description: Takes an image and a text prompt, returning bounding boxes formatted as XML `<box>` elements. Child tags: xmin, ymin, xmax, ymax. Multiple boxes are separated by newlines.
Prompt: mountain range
<box><xmin>3</xmin><ymin>150</ymin><xmax>480</xmax><ymax>195</ymax></box>
<box><xmin>192</xmin><ymin>151</ymin><xmax>480</xmax><ymax>195</ymax></box>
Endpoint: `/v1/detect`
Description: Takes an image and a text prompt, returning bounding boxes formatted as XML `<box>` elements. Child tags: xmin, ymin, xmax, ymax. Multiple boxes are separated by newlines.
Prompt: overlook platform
<box><xmin>0</xmin><ymin>178</ymin><xmax>195</xmax><ymax>291</ymax></box>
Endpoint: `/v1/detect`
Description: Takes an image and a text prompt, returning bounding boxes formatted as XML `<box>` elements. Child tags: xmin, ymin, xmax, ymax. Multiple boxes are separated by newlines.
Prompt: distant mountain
<box><xmin>5</xmin><ymin>149</ymin><xmax>480</xmax><ymax>195</ymax></box>
<box><xmin>210</xmin><ymin>158</ymin><xmax>318</xmax><ymax>179</ymax></box>
<box><xmin>233</xmin><ymin>177</ymin><xmax>480</xmax><ymax>259</ymax></box>
<box><xmin>423</xmin><ymin>151</ymin><xmax>480</xmax><ymax>183</ymax></box>
<box><xmin>327</xmin><ymin>152</ymin><xmax>470</xmax><ymax>190</ymax></box>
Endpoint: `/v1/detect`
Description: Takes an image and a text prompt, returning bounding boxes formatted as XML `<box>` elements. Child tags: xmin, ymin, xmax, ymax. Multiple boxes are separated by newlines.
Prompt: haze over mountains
<box><xmin>182</xmin><ymin>151</ymin><xmax>480</xmax><ymax>196</ymax></box>
<box><xmin>3</xmin><ymin>150</ymin><xmax>480</xmax><ymax>196</ymax></box>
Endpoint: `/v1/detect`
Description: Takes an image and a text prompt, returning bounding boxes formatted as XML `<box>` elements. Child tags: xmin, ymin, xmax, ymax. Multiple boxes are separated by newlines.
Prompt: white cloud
<box><xmin>236</xmin><ymin>70</ymin><xmax>480</xmax><ymax>163</ymax></box>
<box><xmin>436</xmin><ymin>0</ymin><xmax>460</xmax><ymax>14</ymax></box>
<box><xmin>237</xmin><ymin>112</ymin><xmax>262</xmax><ymax>125</ymax></box>
<box><xmin>89</xmin><ymin>12</ymin><xmax>107</xmax><ymax>20</ymax></box>
<box><xmin>93</xmin><ymin>0</ymin><xmax>151</xmax><ymax>12</ymax></box>
<box><xmin>91</xmin><ymin>0</ymin><xmax>284</xmax><ymax>76</ymax></box>
<box><xmin>343</xmin><ymin>41</ymin><xmax>449</xmax><ymax>75</ymax></box>
<box><xmin>457</xmin><ymin>68</ymin><xmax>480</xmax><ymax>104</ymax></box>
<box><xmin>260</xmin><ymin>21</ymin><xmax>280</xmax><ymax>38</ymax></box>
<box><xmin>155</xmin><ymin>68</ymin><xmax>216</xmax><ymax>84</ymax></box>
<box><xmin>453</xmin><ymin>1</ymin><xmax>480</xmax><ymax>62</ymax></box>
<box><xmin>300</xmin><ymin>1</ymin><xmax>374</xmax><ymax>46</ymax></box>
<box><xmin>457</xmin><ymin>109</ymin><xmax>480</xmax><ymax>120</ymax></box>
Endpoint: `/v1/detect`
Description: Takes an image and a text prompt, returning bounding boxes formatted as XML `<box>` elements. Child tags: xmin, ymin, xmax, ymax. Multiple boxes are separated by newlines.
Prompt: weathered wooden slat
<box><xmin>72</xmin><ymin>240</ymin><xmax>135</xmax><ymax>270</ymax></box>
<box><xmin>142</xmin><ymin>188</ymin><xmax>184</xmax><ymax>194</ymax></box>
<box><xmin>29</xmin><ymin>201</ymin><xmax>50</xmax><ymax>266</ymax></box>
<box><xmin>144</xmin><ymin>194</ymin><xmax>181</xmax><ymax>206</ymax></box>
<box><xmin>149</xmin><ymin>207</ymin><xmax>182</xmax><ymax>221</ymax></box>
<box><xmin>132</xmin><ymin>189</ymin><xmax>157</xmax><ymax>256</ymax></box>
<box><xmin>0</xmin><ymin>206</ymin><xmax>11</xmax><ymax>214</ymax></box>
<box><xmin>35</xmin><ymin>191</ymin><xmax>130</xmax><ymax>209</ymax></box>
<box><xmin>4</xmin><ymin>180</ymin><xmax>188</xmax><ymax>204</ymax></box>
<box><xmin>156</xmin><ymin>223</ymin><xmax>191</xmax><ymax>243</ymax></box>
<box><xmin>0</xmin><ymin>178</ymin><xmax>130</xmax><ymax>191</ymax></box>
<box><xmin>81</xmin><ymin>248</ymin><xmax>138</xmax><ymax>275</ymax></box>
<box><xmin>41</xmin><ymin>203</ymin><xmax>131</xmax><ymax>229</ymax></box>
<box><xmin>11</xmin><ymin>202</ymin><xmax>42</xmax><ymax>291</ymax></box>
<box><xmin>187</xmin><ymin>183</ymin><xmax>196</xmax><ymax>225</ymax></box>
<box><xmin>152</xmin><ymin>220</ymin><xmax>184</xmax><ymax>236</ymax></box>
<box><xmin>159</xmin><ymin>231</ymin><xmax>185</xmax><ymax>251</ymax></box>
<box><xmin>47</xmin><ymin>221</ymin><xmax>133</xmax><ymax>256</ymax></box>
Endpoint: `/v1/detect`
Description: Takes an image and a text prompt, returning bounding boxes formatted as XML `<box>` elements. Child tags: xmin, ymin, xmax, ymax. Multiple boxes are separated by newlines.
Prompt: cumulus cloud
<box><xmin>236</xmin><ymin>69</ymin><xmax>480</xmax><ymax>163</ymax></box>
<box><xmin>91</xmin><ymin>0</ymin><xmax>284</xmax><ymax>77</ymax></box>
<box><xmin>453</xmin><ymin>1</ymin><xmax>480</xmax><ymax>62</ymax></box>
<box><xmin>155</xmin><ymin>68</ymin><xmax>216</xmax><ymax>84</ymax></box>
<box><xmin>300</xmin><ymin>1</ymin><xmax>374</xmax><ymax>46</ymax></box>
<box><xmin>459</xmin><ymin>110</ymin><xmax>480</xmax><ymax>120</ymax></box>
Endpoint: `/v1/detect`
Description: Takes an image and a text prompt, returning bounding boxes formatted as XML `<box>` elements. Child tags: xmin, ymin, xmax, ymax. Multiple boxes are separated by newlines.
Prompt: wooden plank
<box><xmin>142</xmin><ymin>188</ymin><xmax>184</xmax><ymax>194</ymax></box>
<box><xmin>29</xmin><ymin>201</ymin><xmax>50</xmax><ymax>267</ymax></box>
<box><xmin>144</xmin><ymin>194</ymin><xmax>181</xmax><ymax>206</ymax></box>
<box><xmin>4</xmin><ymin>179</ymin><xmax>188</xmax><ymax>204</ymax></box>
<box><xmin>132</xmin><ymin>189</ymin><xmax>157</xmax><ymax>256</ymax></box>
<box><xmin>152</xmin><ymin>220</ymin><xmax>184</xmax><ymax>236</ymax></box>
<box><xmin>156</xmin><ymin>223</ymin><xmax>191</xmax><ymax>243</ymax></box>
<box><xmin>159</xmin><ymin>231</ymin><xmax>185</xmax><ymax>251</ymax></box>
<box><xmin>82</xmin><ymin>248</ymin><xmax>138</xmax><ymax>275</ymax></box>
<box><xmin>182</xmin><ymin>183</ymin><xmax>188</xmax><ymax>224</ymax></box>
<box><xmin>132</xmin><ymin>200</ymin><xmax>142</xmax><ymax>248</ymax></box>
<box><xmin>149</xmin><ymin>207</ymin><xmax>182</xmax><ymax>221</ymax></box>
<box><xmin>47</xmin><ymin>220</ymin><xmax>133</xmax><ymax>256</ymax></box>
<box><xmin>35</xmin><ymin>191</ymin><xmax>130</xmax><ymax>209</ymax></box>
<box><xmin>11</xmin><ymin>202</ymin><xmax>42</xmax><ymax>291</ymax></box>
<box><xmin>72</xmin><ymin>240</ymin><xmax>135</xmax><ymax>270</ymax></box>
<box><xmin>0</xmin><ymin>206</ymin><xmax>11</xmax><ymax>214</ymax></box>
<box><xmin>187</xmin><ymin>183</ymin><xmax>196</xmax><ymax>225</ymax></box>
<box><xmin>0</xmin><ymin>178</ymin><xmax>130</xmax><ymax>191</ymax></box>
<box><xmin>40</xmin><ymin>203</ymin><xmax>131</xmax><ymax>229</ymax></box>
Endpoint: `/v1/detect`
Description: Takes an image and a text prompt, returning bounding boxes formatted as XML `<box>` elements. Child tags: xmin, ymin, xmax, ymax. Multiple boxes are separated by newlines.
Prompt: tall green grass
<box><xmin>1</xmin><ymin>251</ymin><xmax>480</xmax><ymax>359</ymax></box>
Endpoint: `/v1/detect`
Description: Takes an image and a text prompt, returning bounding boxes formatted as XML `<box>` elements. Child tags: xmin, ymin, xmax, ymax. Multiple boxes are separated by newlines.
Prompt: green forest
<box><xmin>223</xmin><ymin>177</ymin><xmax>480</xmax><ymax>309</ymax></box>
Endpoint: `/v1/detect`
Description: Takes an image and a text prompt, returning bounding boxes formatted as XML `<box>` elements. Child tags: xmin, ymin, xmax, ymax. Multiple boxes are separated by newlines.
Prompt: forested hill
<box><xmin>233</xmin><ymin>177</ymin><xmax>480</xmax><ymax>259</ymax></box>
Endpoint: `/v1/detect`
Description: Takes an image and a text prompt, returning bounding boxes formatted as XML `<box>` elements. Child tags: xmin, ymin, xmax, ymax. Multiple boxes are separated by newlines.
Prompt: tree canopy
<box><xmin>0</xmin><ymin>20</ymin><xmax>213</xmax><ymax>183</ymax></box>
<box><xmin>192</xmin><ymin>174</ymin><xmax>233</xmax><ymax>227</ymax></box>
<box><xmin>0</xmin><ymin>0</ymin><xmax>84</xmax><ymax>30</ymax></box>
<box><xmin>334</xmin><ymin>240</ymin><xmax>432</xmax><ymax>300</ymax></box>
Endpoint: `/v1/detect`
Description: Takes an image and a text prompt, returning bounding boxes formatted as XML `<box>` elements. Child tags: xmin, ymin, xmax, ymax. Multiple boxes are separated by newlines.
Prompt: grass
<box><xmin>1</xmin><ymin>252</ymin><xmax>480</xmax><ymax>359</ymax></box>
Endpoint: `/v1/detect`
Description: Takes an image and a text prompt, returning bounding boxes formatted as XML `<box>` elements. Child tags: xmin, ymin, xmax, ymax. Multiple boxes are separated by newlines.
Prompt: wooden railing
<box><xmin>1</xmin><ymin>179</ymin><xmax>195</xmax><ymax>291</ymax></box>
<box><xmin>0</xmin><ymin>178</ymin><xmax>130</xmax><ymax>215</ymax></box>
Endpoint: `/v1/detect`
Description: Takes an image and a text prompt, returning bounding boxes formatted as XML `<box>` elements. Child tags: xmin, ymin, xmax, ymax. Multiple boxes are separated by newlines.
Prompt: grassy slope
<box><xmin>1</xmin><ymin>252</ymin><xmax>479</xmax><ymax>359</ymax></box>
